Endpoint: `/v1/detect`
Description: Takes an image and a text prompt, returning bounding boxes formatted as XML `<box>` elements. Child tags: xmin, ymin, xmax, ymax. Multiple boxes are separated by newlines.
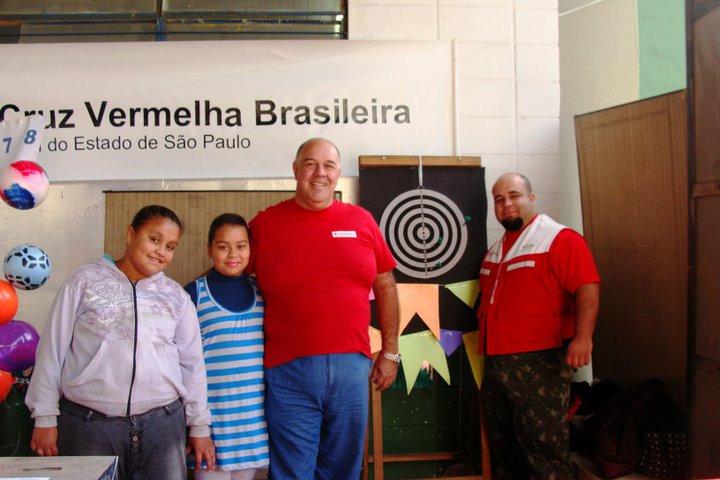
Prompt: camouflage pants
<box><xmin>481</xmin><ymin>348</ymin><xmax>574</xmax><ymax>480</ymax></box>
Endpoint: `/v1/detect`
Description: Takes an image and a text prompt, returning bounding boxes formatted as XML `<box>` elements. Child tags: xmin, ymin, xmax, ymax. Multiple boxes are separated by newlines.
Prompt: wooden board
<box><xmin>104</xmin><ymin>190</ymin><xmax>296</xmax><ymax>286</ymax></box>
<box><xmin>689</xmin><ymin>4</ymin><xmax>720</xmax><ymax>476</ymax></box>
<box><xmin>359</xmin><ymin>156</ymin><xmax>481</xmax><ymax>168</ymax></box>
<box><xmin>575</xmin><ymin>91</ymin><xmax>688</xmax><ymax>407</ymax></box>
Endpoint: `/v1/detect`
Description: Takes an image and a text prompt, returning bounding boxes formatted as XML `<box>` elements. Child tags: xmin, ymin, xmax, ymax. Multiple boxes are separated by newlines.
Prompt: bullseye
<box><xmin>379</xmin><ymin>188</ymin><xmax>468</xmax><ymax>278</ymax></box>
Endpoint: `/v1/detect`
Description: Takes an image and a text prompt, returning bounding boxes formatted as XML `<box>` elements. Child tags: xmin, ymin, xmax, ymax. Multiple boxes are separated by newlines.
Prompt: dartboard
<box><xmin>379</xmin><ymin>188</ymin><xmax>468</xmax><ymax>279</ymax></box>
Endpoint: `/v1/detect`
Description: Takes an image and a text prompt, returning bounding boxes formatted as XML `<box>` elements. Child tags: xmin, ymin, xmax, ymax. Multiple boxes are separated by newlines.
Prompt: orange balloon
<box><xmin>0</xmin><ymin>280</ymin><xmax>19</xmax><ymax>325</ymax></box>
<box><xmin>0</xmin><ymin>370</ymin><xmax>13</xmax><ymax>402</ymax></box>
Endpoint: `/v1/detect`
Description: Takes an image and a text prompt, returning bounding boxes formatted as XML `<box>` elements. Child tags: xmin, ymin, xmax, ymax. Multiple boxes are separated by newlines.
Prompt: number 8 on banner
<box><xmin>0</xmin><ymin>114</ymin><xmax>49</xmax><ymax>210</ymax></box>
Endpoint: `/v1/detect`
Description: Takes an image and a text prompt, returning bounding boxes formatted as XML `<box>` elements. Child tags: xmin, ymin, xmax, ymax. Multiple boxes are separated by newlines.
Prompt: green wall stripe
<box><xmin>638</xmin><ymin>0</ymin><xmax>687</xmax><ymax>99</ymax></box>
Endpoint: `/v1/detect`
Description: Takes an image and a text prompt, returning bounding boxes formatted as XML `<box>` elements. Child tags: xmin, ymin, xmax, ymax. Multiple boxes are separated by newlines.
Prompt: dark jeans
<box><xmin>58</xmin><ymin>398</ymin><xmax>186</xmax><ymax>480</ymax></box>
<box><xmin>481</xmin><ymin>348</ymin><xmax>574</xmax><ymax>480</ymax></box>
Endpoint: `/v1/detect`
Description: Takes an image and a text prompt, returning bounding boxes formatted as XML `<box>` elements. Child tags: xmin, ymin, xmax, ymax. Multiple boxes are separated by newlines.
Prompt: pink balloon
<box><xmin>0</xmin><ymin>320</ymin><xmax>39</xmax><ymax>372</ymax></box>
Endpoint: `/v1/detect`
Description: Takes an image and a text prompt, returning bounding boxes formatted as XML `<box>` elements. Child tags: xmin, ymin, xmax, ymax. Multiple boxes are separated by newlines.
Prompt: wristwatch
<box><xmin>382</xmin><ymin>351</ymin><xmax>402</xmax><ymax>363</ymax></box>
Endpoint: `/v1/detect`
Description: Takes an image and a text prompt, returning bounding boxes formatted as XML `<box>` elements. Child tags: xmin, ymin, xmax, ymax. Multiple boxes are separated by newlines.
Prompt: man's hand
<box><xmin>186</xmin><ymin>435</ymin><xmax>216</xmax><ymax>471</ymax></box>
<box><xmin>565</xmin><ymin>335</ymin><xmax>592</xmax><ymax>369</ymax></box>
<box><xmin>371</xmin><ymin>354</ymin><xmax>399</xmax><ymax>391</ymax></box>
<box><xmin>30</xmin><ymin>426</ymin><xmax>59</xmax><ymax>456</ymax></box>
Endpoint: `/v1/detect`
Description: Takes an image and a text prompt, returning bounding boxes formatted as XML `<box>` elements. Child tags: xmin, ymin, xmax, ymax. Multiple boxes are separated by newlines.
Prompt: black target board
<box><xmin>359</xmin><ymin>161</ymin><xmax>487</xmax><ymax>285</ymax></box>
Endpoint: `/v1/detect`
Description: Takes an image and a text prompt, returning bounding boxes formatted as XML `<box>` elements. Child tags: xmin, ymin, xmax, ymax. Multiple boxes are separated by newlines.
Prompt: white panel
<box><xmin>516</xmin><ymin>8</ymin><xmax>559</xmax><ymax>45</ymax></box>
<box><xmin>517</xmin><ymin>45</ymin><xmax>559</xmax><ymax>80</ymax></box>
<box><xmin>558</xmin><ymin>0</ymin><xmax>593</xmax><ymax>14</ymax></box>
<box><xmin>517</xmin><ymin>117</ymin><xmax>559</xmax><ymax>154</ymax></box>
<box><xmin>484</xmin><ymin>192</ymin><xmax>503</xmax><ymax>245</ymax></box>
<box><xmin>518</xmin><ymin>0</ymin><xmax>557</xmax><ymax>9</ymax></box>
<box><xmin>458</xmin><ymin>79</ymin><xmax>515</xmax><ymax>117</ymax></box>
<box><xmin>348</xmin><ymin>4</ymin><xmax>438</xmax><ymax>39</ymax></box>
<box><xmin>439</xmin><ymin>6</ymin><xmax>513</xmax><ymax>42</ymax></box>
<box><xmin>478</xmin><ymin>153</ymin><xmax>517</xmax><ymax>190</ymax></box>
<box><xmin>517</xmin><ymin>80</ymin><xmax>560</xmax><ymax>117</ymax></box>
<box><xmin>439</xmin><ymin>0</ymin><xmax>509</xmax><ymax>6</ymax></box>
<box><xmin>533</xmin><ymin>191</ymin><xmax>560</xmax><ymax>220</ymax></box>
<box><xmin>517</xmin><ymin>154</ymin><xmax>561</xmax><ymax>193</ymax></box>
<box><xmin>2</xmin><ymin>41</ymin><xmax>453</xmax><ymax>179</ymax></box>
<box><xmin>458</xmin><ymin>116</ymin><xmax>515</xmax><ymax>154</ymax></box>
<box><xmin>486</xmin><ymin>226</ymin><xmax>503</xmax><ymax>247</ymax></box>
<box><xmin>0</xmin><ymin>184</ymin><xmax>104</xmax><ymax>332</ymax></box>
<box><xmin>559</xmin><ymin>0</ymin><xmax>638</xmax><ymax>229</ymax></box>
<box><xmin>14</xmin><ymin>290</ymin><xmax>57</xmax><ymax>333</ymax></box>
<box><xmin>456</xmin><ymin>41</ymin><xmax>515</xmax><ymax>79</ymax></box>
<box><xmin>350</xmin><ymin>0</ymin><xmax>434</xmax><ymax>5</ymax></box>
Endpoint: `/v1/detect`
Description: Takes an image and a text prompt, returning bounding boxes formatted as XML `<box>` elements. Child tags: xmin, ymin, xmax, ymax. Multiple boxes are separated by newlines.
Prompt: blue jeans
<box><xmin>265</xmin><ymin>353</ymin><xmax>371</xmax><ymax>480</ymax></box>
<box><xmin>58</xmin><ymin>397</ymin><xmax>186</xmax><ymax>480</ymax></box>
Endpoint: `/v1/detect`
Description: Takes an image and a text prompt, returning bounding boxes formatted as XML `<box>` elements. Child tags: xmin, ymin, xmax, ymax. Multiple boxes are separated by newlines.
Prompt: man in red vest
<box><xmin>477</xmin><ymin>172</ymin><xmax>600</xmax><ymax>479</ymax></box>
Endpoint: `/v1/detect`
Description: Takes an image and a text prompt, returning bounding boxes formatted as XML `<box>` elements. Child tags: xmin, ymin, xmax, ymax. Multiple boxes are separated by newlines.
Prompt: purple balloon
<box><xmin>0</xmin><ymin>320</ymin><xmax>40</xmax><ymax>372</ymax></box>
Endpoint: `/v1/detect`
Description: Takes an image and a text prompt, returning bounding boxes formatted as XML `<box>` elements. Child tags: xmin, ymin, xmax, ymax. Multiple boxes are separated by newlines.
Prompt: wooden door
<box><xmin>575</xmin><ymin>91</ymin><xmax>688</xmax><ymax>407</ymax></box>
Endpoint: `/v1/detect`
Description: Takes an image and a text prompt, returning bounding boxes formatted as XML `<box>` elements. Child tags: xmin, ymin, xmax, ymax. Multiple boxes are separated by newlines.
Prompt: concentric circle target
<box><xmin>379</xmin><ymin>189</ymin><xmax>468</xmax><ymax>278</ymax></box>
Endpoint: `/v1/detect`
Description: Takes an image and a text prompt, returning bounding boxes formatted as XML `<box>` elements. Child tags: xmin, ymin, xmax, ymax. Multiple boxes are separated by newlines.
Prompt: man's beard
<box><xmin>501</xmin><ymin>217</ymin><xmax>524</xmax><ymax>231</ymax></box>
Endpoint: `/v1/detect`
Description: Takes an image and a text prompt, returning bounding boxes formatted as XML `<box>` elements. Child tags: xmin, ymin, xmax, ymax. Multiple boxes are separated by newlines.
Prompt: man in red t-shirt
<box><xmin>477</xmin><ymin>173</ymin><xmax>600</xmax><ymax>480</ymax></box>
<box><xmin>250</xmin><ymin>138</ymin><xmax>400</xmax><ymax>479</ymax></box>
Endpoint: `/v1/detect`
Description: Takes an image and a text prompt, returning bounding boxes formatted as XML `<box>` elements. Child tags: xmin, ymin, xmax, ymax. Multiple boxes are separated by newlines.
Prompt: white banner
<box><xmin>0</xmin><ymin>41</ymin><xmax>454</xmax><ymax>181</ymax></box>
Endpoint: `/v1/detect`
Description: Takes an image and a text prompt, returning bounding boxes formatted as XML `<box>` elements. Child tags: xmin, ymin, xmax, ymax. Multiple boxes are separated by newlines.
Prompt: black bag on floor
<box><xmin>582</xmin><ymin>378</ymin><xmax>686</xmax><ymax>479</ymax></box>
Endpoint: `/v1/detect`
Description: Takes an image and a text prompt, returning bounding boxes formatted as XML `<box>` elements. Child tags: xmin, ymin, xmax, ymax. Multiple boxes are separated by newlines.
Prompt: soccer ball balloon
<box><xmin>0</xmin><ymin>161</ymin><xmax>50</xmax><ymax>210</ymax></box>
<box><xmin>3</xmin><ymin>244</ymin><xmax>52</xmax><ymax>290</ymax></box>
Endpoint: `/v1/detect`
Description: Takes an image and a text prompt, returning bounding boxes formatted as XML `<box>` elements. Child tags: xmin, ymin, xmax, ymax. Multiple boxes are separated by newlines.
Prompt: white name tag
<box><xmin>332</xmin><ymin>230</ymin><xmax>357</xmax><ymax>238</ymax></box>
<box><xmin>506</xmin><ymin>260</ymin><xmax>535</xmax><ymax>271</ymax></box>
<box><xmin>480</xmin><ymin>268</ymin><xmax>491</xmax><ymax>276</ymax></box>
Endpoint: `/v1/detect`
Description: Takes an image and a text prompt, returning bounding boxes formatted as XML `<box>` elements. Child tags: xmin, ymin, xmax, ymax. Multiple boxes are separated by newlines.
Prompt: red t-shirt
<box><xmin>249</xmin><ymin>199</ymin><xmax>396</xmax><ymax>368</ymax></box>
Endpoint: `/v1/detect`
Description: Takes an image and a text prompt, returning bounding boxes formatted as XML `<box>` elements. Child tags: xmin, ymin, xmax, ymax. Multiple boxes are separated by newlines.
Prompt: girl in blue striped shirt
<box><xmin>185</xmin><ymin>213</ymin><xmax>269</xmax><ymax>480</ymax></box>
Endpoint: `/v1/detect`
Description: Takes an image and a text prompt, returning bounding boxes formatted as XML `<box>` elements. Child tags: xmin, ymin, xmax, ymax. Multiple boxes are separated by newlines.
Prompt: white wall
<box><xmin>350</xmin><ymin>0</ymin><xmax>561</xmax><ymax>247</ymax></box>
<box><xmin>558</xmin><ymin>0</ymin><xmax>639</xmax><ymax>231</ymax></box>
<box><xmin>3</xmin><ymin>2</ymin><xmax>562</xmax><ymax>333</ymax></box>
<box><xmin>557</xmin><ymin>0</ymin><xmax>640</xmax><ymax>381</ymax></box>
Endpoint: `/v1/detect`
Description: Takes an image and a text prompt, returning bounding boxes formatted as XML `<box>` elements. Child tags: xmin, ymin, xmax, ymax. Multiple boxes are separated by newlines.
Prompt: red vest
<box><xmin>477</xmin><ymin>214</ymin><xmax>576</xmax><ymax>355</ymax></box>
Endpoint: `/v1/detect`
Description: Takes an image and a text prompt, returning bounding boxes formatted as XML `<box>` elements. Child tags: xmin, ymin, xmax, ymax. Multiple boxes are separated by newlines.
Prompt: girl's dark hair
<box><xmin>208</xmin><ymin>213</ymin><xmax>249</xmax><ymax>246</ymax></box>
<box><xmin>131</xmin><ymin>205</ymin><xmax>184</xmax><ymax>234</ymax></box>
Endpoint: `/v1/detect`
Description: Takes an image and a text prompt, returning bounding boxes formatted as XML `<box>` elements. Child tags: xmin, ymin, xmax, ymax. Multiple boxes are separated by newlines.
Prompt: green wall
<box><xmin>638</xmin><ymin>0</ymin><xmax>687</xmax><ymax>98</ymax></box>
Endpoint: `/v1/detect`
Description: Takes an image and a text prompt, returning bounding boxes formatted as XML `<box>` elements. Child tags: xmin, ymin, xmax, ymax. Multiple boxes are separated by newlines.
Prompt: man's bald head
<box><xmin>292</xmin><ymin>137</ymin><xmax>341</xmax><ymax>211</ymax></box>
<box><xmin>294</xmin><ymin>138</ymin><xmax>341</xmax><ymax>166</ymax></box>
<box><xmin>492</xmin><ymin>172</ymin><xmax>533</xmax><ymax>195</ymax></box>
<box><xmin>491</xmin><ymin>172</ymin><xmax>536</xmax><ymax>231</ymax></box>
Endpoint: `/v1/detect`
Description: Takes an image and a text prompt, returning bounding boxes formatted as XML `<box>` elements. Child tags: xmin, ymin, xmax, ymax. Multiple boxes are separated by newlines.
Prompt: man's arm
<box><xmin>371</xmin><ymin>270</ymin><xmax>400</xmax><ymax>391</ymax></box>
<box><xmin>565</xmin><ymin>282</ymin><xmax>600</xmax><ymax>369</ymax></box>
